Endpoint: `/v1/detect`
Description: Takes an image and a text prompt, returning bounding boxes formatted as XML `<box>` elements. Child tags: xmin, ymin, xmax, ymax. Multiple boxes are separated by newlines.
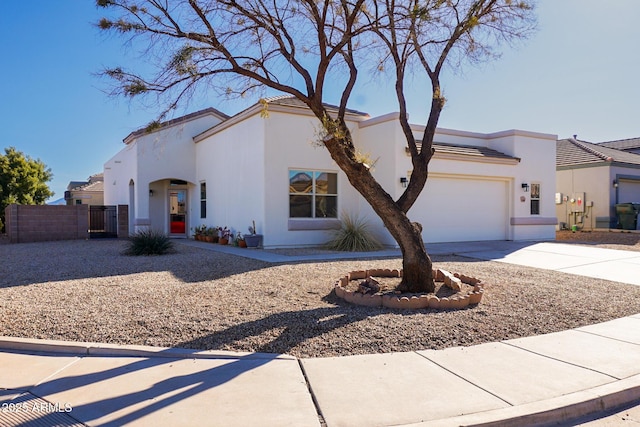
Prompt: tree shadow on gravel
<box><xmin>173</xmin><ymin>290</ymin><xmax>471</xmax><ymax>356</ymax></box>
<box><xmin>175</xmin><ymin>294</ymin><xmax>383</xmax><ymax>356</ymax></box>
<box><xmin>0</xmin><ymin>239</ymin><xmax>273</xmax><ymax>288</ymax></box>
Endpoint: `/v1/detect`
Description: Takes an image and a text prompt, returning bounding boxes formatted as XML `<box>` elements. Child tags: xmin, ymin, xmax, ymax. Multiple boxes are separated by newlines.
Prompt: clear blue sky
<box><xmin>1</xmin><ymin>1</ymin><xmax>639</xmax><ymax>202</ymax></box>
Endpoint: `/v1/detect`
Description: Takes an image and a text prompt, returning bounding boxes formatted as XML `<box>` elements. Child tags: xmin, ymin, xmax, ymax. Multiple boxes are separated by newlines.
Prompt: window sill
<box><xmin>288</xmin><ymin>218</ymin><xmax>341</xmax><ymax>231</ymax></box>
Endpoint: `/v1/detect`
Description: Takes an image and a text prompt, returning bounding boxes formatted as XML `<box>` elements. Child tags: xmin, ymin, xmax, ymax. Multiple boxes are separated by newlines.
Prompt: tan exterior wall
<box><xmin>5</xmin><ymin>204</ymin><xmax>89</xmax><ymax>243</ymax></box>
<box><xmin>66</xmin><ymin>190</ymin><xmax>104</xmax><ymax>206</ymax></box>
<box><xmin>555</xmin><ymin>165</ymin><xmax>611</xmax><ymax>230</ymax></box>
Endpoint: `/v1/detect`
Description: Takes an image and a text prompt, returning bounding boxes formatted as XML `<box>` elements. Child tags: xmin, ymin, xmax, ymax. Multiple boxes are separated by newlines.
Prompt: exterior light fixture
<box><xmin>613</xmin><ymin>180</ymin><xmax>619</xmax><ymax>188</ymax></box>
<box><xmin>521</xmin><ymin>183</ymin><xmax>529</xmax><ymax>192</ymax></box>
<box><xmin>149</xmin><ymin>189</ymin><xmax>154</xmax><ymax>197</ymax></box>
<box><xmin>400</xmin><ymin>177</ymin><xmax>408</xmax><ymax>188</ymax></box>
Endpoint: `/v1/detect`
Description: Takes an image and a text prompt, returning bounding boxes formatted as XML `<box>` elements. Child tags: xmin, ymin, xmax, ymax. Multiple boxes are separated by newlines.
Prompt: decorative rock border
<box><xmin>334</xmin><ymin>268</ymin><xmax>484</xmax><ymax>310</ymax></box>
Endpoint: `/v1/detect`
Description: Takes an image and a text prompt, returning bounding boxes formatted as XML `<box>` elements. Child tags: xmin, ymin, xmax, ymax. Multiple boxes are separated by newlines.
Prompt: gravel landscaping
<box><xmin>1</xmin><ymin>232</ymin><xmax>640</xmax><ymax>358</ymax></box>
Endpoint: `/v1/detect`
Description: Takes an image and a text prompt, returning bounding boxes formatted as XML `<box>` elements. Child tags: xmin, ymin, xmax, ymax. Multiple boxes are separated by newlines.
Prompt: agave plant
<box><xmin>124</xmin><ymin>229</ymin><xmax>175</xmax><ymax>256</ymax></box>
<box><xmin>326</xmin><ymin>212</ymin><xmax>382</xmax><ymax>252</ymax></box>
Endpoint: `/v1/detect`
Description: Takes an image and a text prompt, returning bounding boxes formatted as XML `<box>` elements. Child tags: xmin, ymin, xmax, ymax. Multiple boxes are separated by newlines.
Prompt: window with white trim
<box><xmin>530</xmin><ymin>183</ymin><xmax>540</xmax><ymax>215</ymax></box>
<box><xmin>200</xmin><ymin>182</ymin><xmax>207</xmax><ymax>219</ymax></box>
<box><xmin>289</xmin><ymin>170</ymin><xmax>337</xmax><ymax>218</ymax></box>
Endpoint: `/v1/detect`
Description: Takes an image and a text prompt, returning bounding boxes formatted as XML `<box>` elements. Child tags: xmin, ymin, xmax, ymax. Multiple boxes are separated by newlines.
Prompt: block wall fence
<box><xmin>4</xmin><ymin>204</ymin><xmax>129</xmax><ymax>243</ymax></box>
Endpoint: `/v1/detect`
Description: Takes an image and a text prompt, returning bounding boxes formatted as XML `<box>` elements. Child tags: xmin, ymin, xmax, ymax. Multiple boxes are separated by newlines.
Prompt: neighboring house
<box><xmin>64</xmin><ymin>173</ymin><xmax>105</xmax><ymax>206</ymax></box>
<box><xmin>598</xmin><ymin>137</ymin><xmax>640</xmax><ymax>155</ymax></box>
<box><xmin>104</xmin><ymin>96</ymin><xmax>557</xmax><ymax>247</ymax></box>
<box><xmin>556</xmin><ymin>138</ymin><xmax>640</xmax><ymax>230</ymax></box>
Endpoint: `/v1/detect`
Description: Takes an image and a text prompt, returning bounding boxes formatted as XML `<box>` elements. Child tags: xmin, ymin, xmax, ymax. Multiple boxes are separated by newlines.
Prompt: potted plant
<box><xmin>204</xmin><ymin>226</ymin><xmax>217</xmax><ymax>243</ymax></box>
<box><xmin>193</xmin><ymin>224</ymin><xmax>207</xmax><ymax>241</ymax></box>
<box><xmin>244</xmin><ymin>220</ymin><xmax>263</xmax><ymax>248</ymax></box>
<box><xmin>218</xmin><ymin>226</ymin><xmax>231</xmax><ymax>245</ymax></box>
<box><xmin>234</xmin><ymin>232</ymin><xmax>247</xmax><ymax>248</ymax></box>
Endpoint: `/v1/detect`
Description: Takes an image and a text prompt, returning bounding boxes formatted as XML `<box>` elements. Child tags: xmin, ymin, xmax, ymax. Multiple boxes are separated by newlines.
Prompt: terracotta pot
<box><xmin>205</xmin><ymin>236</ymin><xmax>214</xmax><ymax>243</ymax></box>
<box><xmin>238</xmin><ymin>240</ymin><xmax>247</xmax><ymax>248</ymax></box>
<box><xmin>219</xmin><ymin>238</ymin><xmax>229</xmax><ymax>245</ymax></box>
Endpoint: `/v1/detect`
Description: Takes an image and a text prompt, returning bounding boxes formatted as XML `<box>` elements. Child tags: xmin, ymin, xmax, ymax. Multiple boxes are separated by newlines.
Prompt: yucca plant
<box><xmin>326</xmin><ymin>212</ymin><xmax>383</xmax><ymax>252</ymax></box>
<box><xmin>124</xmin><ymin>229</ymin><xmax>175</xmax><ymax>256</ymax></box>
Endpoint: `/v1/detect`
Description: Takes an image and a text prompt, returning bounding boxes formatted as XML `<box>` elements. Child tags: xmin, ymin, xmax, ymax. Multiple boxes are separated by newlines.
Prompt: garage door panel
<box><xmin>409</xmin><ymin>176</ymin><xmax>508</xmax><ymax>243</ymax></box>
<box><xmin>619</xmin><ymin>179</ymin><xmax>640</xmax><ymax>204</ymax></box>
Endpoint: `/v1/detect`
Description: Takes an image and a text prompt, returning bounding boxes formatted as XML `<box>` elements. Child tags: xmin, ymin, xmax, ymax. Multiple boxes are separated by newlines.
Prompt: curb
<box><xmin>423</xmin><ymin>374</ymin><xmax>640</xmax><ymax>427</ymax></box>
<box><xmin>0</xmin><ymin>336</ymin><xmax>294</xmax><ymax>360</ymax></box>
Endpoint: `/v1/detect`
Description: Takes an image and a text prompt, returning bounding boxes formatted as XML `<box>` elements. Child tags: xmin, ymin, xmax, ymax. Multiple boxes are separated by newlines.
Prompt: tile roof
<box><xmin>411</xmin><ymin>141</ymin><xmax>519</xmax><ymax>161</ymax></box>
<box><xmin>598</xmin><ymin>137</ymin><xmax>640</xmax><ymax>151</ymax></box>
<box><xmin>557</xmin><ymin>138</ymin><xmax>640</xmax><ymax>168</ymax></box>
<box><xmin>67</xmin><ymin>173</ymin><xmax>104</xmax><ymax>192</ymax></box>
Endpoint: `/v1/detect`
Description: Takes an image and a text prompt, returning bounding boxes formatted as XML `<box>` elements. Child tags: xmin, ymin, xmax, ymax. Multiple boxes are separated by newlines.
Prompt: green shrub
<box><xmin>124</xmin><ymin>229</ymin><xmax>175</xmax><ymax>256</ymax></box>
<box><xmin>326</xmin><ymin>212</ymin><xmax>382</xmax><ymax>252</ymax></box>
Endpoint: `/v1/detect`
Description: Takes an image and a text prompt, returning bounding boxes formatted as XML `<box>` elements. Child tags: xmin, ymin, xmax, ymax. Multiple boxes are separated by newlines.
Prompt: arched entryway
<box><xmin>149</xmin><ymin>178</ymin><xmax>191</xmax><ymax>237</ymax></box>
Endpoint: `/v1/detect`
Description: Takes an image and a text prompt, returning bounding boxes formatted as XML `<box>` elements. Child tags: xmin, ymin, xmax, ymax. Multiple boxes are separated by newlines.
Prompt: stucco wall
<box><xmin>556</xmin><ymin>165</ymin><xmax>610</xmax><ymax>230</ymax></box>
<box><xmin>104</xmin><ymin>104</ymin><xmax>559</xmax><ymax>246</ymax></box>
<box><xmin>104</xmin><ymin>114</ymin><xmax>224</xmax><ymax>233</ymax></box>
<box><xmin>195</xmin><ymin>114</ymin><xmax>266</xmax><ymax>240</ymax></box>
<box><xmin>261</xmin><ymin>110</ymin><xmax>363</xmax><ymax>247</ymax></box>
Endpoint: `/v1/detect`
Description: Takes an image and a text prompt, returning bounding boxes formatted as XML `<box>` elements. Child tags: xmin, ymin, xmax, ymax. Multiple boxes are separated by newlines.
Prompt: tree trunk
<box><xmin>320</xmin><ymin>131</ymin><xmax>435</xmax><ymax>293</ymax></box>
<box><xmin>384</xmin><ymin>209</ymin><xmax>435</xmax><ymax>293</ymax></box>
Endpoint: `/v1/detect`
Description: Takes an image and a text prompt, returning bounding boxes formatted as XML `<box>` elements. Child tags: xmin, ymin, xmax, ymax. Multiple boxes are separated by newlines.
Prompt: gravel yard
<box><xmin>1</xmin><ymin>233</ymin><xmax>639</xmax><ymax>358</ymax></box>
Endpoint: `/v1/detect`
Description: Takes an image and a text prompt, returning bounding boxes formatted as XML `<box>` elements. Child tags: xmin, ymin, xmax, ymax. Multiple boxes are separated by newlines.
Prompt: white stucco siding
<box><xmin>262</xmin><ymin>111</ymin><xmax>362</xmax><ymax>247</ymax></box>
<box><xmin>490</xmin><ymin>132</ymin><xmax>557</xmax><ymax>240</ymax></box>
<box><xmin>103</xmin><ymin>143</ymin><xmax>137</xmax><ymax>206</ymax></box>
<box><xmin>195</xmin><ymin>114</ymin><xmax>266</xmax><ymax>237</ymax></box>
<box><xmin>136</xmin><ymin>120</ymin><xmax>207</xmax><ymax>185</ymax></box>
<box><xmin>501</xmin><ymin>132</ymin><xmax>556</xmax><ymax>219</ymax></box>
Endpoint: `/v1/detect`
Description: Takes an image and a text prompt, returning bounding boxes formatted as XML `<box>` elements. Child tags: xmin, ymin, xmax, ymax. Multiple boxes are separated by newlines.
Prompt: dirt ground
<box><xmin>556</xmin><ymin>230</ymin><xmax>640</xmax><ymax>252</ymax></box>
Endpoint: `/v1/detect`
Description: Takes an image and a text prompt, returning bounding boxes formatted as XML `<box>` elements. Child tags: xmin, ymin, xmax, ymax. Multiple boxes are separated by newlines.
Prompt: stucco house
<box><xmin>64</xmin><ymin>173</ymin><xmax>105</xmax><ymax>206</ymax></box>
<box><xmin>104</xmin><ymin>96</ymin><xmax>557</xmax><ymax>247</ymax></box>
<box><xmin>556</xmin><ymin>137</ymin><xmax>640</xmax><ymax>230</ymax></box>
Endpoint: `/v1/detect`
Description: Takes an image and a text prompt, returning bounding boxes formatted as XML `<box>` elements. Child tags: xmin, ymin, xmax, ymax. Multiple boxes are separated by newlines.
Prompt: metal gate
<box><xmin>89</xmin><ymin>205</ymin><xmax>118</xmax><ymax>238</ymax></box>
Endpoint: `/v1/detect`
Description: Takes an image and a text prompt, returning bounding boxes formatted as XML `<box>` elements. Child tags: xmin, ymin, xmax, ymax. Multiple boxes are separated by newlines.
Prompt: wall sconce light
<box><xmin>613</xmin><ymin>180</ymin><xmax>619</xmax><ymax>188</ymax></box>
<box><xmin>521</xmin><ymin>183</ymin><xmax>529</xmax><ymax>192</ymax></box>
<box><xmin>400</xmin><ymin>177</ymin><xmax>408</xmax><ymax>188</ymax></box>
<box><xmin>149</xmin><ymin>189</ymin><xmax>154</xmax><ymax>197</ymax></box>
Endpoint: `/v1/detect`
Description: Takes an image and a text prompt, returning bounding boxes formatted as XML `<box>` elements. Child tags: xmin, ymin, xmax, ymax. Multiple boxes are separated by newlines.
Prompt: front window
<box><xmin>289</xmin><ymin>170</ymin><xmax>337</xmax><ymax>218</ymax></box>
<box><xmin>200</xmin><ymin>182</ymin><xmax>207</xmax><ymax>219</ymax></box>
<box><xmin>531</xmin><ymin>183</ymin><xmax>540</xmax><ymax>215</ymax></box>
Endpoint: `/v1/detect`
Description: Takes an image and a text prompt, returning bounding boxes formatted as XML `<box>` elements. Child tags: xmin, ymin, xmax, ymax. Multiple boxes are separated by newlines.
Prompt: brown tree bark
<box><xmin>320</xmin><ymin>124</ymin><xmax>435</xmax><ymax>293</ymax></box>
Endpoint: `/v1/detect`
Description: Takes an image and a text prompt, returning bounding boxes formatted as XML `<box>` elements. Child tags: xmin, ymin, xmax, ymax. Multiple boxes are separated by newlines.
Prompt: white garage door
<box><xmin>408</xmin><ymin>174</ymin><xmax>509</xmax><ymax>243</ymax></box>
<box><xmin>618</xmin><ymin>178</ymin><xmax>640</xmax><ymax>204</ymax></box>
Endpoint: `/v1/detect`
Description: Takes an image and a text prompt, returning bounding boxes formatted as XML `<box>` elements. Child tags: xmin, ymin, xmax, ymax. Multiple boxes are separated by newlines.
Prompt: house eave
<box><xmin>194</xmin><ymin>101</ymin><xmax>370</xmax><ymax>143</ymax></box>
<box><xmin>123</xmin><ymin>108</ymin><xmax>229</xmax><ymax>145</ymax></box>
<box><xmin>433</xmin><ymin>152</ymin><xmax>521</xmax><ymax>165</ymax></box>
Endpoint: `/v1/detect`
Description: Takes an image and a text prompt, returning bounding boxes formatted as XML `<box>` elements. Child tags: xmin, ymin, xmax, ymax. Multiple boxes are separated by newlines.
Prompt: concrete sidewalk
<box><xmin>1</xmin><ymin>241</ymin><xmax>640</xmax><ymax>426</ymax></box>
<box><xmin>2</xmin><ymin>318</ymin><xmax>640</xmax><ymax>427</ymax></box>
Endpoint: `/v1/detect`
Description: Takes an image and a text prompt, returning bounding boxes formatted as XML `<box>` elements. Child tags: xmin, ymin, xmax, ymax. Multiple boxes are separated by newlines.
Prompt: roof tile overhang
<box><xmin>557</xmin><ymin>138</ymin><xmax>640</xmax><ymax>168</ymax></box>
<box><xmin>598</xmin><ymin>137</ymin><xmax>640</xmax><ymax>151</ymax></box>
<box><xmin>407</xmin><ymin>142</ymin><xmax>520</xmax><ymax>165</ymax></box>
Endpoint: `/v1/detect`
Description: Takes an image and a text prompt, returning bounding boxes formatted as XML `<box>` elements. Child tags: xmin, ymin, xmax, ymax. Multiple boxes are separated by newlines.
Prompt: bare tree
<box><xmin>97</xmin><ymin>0</ymin><xmax>535</xmax><ymax>292</ymax></box>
